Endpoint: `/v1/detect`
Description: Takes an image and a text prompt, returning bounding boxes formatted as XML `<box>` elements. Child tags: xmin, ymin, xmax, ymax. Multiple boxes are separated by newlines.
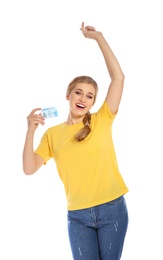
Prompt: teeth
<box><xmin>77</xmin><ymin>103</ymin><xmax>85</xmax><ymax>108</ymax></box>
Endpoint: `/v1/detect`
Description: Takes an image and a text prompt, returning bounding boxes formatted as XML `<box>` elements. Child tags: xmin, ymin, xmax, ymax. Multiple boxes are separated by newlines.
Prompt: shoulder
<box><xmin>47</xmin><ymin>123</ymin><xmax>64</xmax><ymax>131</ymax></box>
<box><xmin>91</xmin><ymin>101</ymin><xmax>117</xmax><ymax>120</ymax></box>
<box><xmin>43</xmin><ymin>123</ymin><xmax>65</xmax><ymax>138</ymax></box>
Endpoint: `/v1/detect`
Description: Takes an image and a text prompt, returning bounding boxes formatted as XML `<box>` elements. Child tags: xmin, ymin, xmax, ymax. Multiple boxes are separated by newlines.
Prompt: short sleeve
<box><xmin>34</xmin><ymin>130</ymin><xmax>52</xmax><ymax>164</ymax></box>
<box><xmin>93</xmin><ymin>101</ymin><xmax>117</xmax><ymax>122</ymax></box>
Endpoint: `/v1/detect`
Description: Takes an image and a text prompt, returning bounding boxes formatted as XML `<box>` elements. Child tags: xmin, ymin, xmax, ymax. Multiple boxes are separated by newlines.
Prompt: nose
<box><xmin>79</xmin><ymin>94</ymin><xmax>86</xmax><ymax>102</ymax></box>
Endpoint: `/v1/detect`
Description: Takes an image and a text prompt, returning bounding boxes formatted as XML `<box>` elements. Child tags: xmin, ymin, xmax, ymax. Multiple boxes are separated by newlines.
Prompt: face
<box><xmin>66</xmin><ymin>83</ymin><xmax>96</xmax><ymax>118</ymax></box>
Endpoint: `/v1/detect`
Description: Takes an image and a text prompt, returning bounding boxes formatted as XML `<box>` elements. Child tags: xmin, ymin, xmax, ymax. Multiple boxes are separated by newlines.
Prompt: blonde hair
<box><xmin>66</xmin><ymin>76</ymin><xmax>98</xmax><ymax>142</ymax></box>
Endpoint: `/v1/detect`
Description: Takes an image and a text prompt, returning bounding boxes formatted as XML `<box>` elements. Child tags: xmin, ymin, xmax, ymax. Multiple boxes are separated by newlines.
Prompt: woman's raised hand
<box><xmin>80</xmin><ymin>21</ymin><xmax>102</xmax><ymax>41</ymax></box>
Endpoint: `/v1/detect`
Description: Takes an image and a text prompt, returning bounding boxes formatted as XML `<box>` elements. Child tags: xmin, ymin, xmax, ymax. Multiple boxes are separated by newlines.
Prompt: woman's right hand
<box><xmin>27</xmin><ymin>108</ymin><xmax>45</xmax><ymax>132</ymax></box>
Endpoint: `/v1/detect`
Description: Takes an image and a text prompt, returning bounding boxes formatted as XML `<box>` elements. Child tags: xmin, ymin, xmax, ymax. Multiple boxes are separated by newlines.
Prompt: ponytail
<box><xmin>75</xmin><ymin>112</ymin><xmax>91</xmax><ymax>142</ymax></box>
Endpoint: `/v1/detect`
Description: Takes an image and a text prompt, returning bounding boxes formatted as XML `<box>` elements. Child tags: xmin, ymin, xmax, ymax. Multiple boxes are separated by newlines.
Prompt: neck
<box><xmin>65</xmin><ymin>115</ymin><xmax>84</xmax><ymax>125</ymax></box>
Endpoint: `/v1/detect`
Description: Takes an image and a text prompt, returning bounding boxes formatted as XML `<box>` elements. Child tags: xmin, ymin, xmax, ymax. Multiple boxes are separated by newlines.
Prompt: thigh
<box><xmin>97</xmin><ymin>196</ymin><xmax>129</xmax><ymax>260</ymax></box>
<box><xmin>67</xmin><ymin>210</ymin><xmax>100</xmax><ymax>260</ymax></box>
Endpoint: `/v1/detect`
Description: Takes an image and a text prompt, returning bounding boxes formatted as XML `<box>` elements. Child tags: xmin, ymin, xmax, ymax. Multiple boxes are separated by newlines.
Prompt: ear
<box><xmin>66</xmin><ymin>95</ymin><xmax>69</xmax><ymax>100</ymax></box>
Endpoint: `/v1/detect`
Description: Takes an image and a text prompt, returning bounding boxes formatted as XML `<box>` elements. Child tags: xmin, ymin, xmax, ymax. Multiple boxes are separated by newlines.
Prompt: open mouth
<box><xmin>76</xmin><ymin>103</ymin><xmax>86</xmax><ymax>109</ymax></box>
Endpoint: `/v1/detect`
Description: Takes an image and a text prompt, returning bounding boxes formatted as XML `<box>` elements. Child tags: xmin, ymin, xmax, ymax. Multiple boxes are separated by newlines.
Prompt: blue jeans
<box><xmin>67</xmin><ymin>196</ymin><xmax>128</xmax><ymax>260</ymax></box>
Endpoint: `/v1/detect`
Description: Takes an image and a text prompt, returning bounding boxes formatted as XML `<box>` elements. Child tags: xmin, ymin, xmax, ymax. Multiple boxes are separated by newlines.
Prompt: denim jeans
<box><xmin>67</xmin><ymin>196</ymin><xmax>128</xmax><ymax>260</ymax></box>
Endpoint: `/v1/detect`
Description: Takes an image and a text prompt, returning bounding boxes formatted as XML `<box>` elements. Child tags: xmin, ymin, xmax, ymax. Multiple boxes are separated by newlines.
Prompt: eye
<box><xmin>87</xmin><ymin>95</ymin><xmax>93</xmax><ymax>99</ymax></box>
<box><xmin>75</xmin><ymin>91</ymin><xmax>81</xmax><ymax>95</ymax></box>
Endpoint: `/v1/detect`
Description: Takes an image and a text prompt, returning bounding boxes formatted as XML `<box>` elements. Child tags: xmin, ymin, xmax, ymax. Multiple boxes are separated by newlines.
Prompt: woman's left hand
<box><xmin>80</xmin><ymin>21</ymin><xmax>102</xmax><ymax>41</ymax></box>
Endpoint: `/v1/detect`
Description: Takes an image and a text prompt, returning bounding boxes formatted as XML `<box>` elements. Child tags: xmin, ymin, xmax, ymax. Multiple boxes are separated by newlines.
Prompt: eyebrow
<box><xmin>75</xmin><ymin>88</ymin><xmax>94</xmax><ymax>95</ymax></box>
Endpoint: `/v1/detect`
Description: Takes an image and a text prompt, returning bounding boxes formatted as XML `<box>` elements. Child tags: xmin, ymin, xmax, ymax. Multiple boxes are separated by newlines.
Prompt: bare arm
<box><xmin>80</xmin><ymin>22</ymin><xmax>125</xmax><ymax>114</ymax></box>
<box><xmin>22</xmin><ymin>108</ymin><xmax>45</xmax><ymax>175</ymax></box>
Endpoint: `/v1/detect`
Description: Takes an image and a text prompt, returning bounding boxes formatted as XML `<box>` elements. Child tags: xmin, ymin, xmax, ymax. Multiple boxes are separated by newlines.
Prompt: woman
<box><xmin>23</xmin><ymin>22</ymin><xmax>129</xmax><ymax>260</ymax></box>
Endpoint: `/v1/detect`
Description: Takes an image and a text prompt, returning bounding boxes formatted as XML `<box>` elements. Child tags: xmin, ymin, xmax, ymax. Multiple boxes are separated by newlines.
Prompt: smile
<box><xmin>76</xmin><ymin>103</ymin><xmax>86</xmax><ymax>108</ymax></box>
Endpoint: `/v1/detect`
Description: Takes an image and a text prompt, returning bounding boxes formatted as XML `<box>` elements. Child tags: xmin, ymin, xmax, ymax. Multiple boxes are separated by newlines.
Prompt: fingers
<box><xmin>85</xmin><ymin>26</ymin><xmax>96</xmax><ymax>31</ymax></box>
<box><xmin>80</xmin><ymin>21</ymin><xmax>97</xmax><ymax>40</ymax></box>
<box><xmin>80</xmin><ymin>21</ymin><xmax>84</xmax><ymax>30</ymax></box>
<box><xmin>27</xmin><ymin>108</ymin><xmax>45</xmax><ymax>129</ymax></box>
<box><xmin>28</xmin><ymin>115</ymin><xmax>44</xmax><ymax>126</ymax></box>
<box><xmin>80</xmin><ymin>21</ymin><xmax>96</xmax><ymax>32</ymax></box>
<box><xmin>80</xmin><ymin>21</ymin><xmax>85</xmax><ymax>33</ymax></box>
<box><xmin>28</xmin><ymin>108</ymin><xmax>42</xmax><ymax>116</ymax></box>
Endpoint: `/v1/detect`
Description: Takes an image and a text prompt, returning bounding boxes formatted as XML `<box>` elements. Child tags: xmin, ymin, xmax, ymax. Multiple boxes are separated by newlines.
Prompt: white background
<box><xmin>0</xmin><ymin>0</ymin><xmax>163</xmax><ymax>259</ymax></box>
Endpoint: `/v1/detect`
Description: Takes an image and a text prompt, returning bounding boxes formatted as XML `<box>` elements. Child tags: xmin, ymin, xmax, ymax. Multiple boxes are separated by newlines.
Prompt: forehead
<box><xmin>74</xmin><ymin>83</ymin><xmax>96</xmax><ymax>94</ymax></box>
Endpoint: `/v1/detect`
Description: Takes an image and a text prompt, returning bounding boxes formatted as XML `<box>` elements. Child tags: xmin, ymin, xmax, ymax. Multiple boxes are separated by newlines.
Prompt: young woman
<box><xmin>23</xmin><ymin>22</ymin><xmax>129</xmax><ymax>260</ymax></box>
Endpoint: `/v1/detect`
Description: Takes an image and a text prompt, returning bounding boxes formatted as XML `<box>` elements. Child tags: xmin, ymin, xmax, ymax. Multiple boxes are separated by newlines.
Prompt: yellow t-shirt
<box><xmin>35</xmin><ymin>101</ymin><xmax>128</xmax><ymax>210</ymax></box>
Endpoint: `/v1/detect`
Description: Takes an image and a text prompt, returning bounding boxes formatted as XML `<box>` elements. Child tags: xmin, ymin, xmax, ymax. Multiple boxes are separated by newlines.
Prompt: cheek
<box><xmin>89</xmin><ymin>100</ymin><xmax>94</xmax><ymax>108</ymax></box>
